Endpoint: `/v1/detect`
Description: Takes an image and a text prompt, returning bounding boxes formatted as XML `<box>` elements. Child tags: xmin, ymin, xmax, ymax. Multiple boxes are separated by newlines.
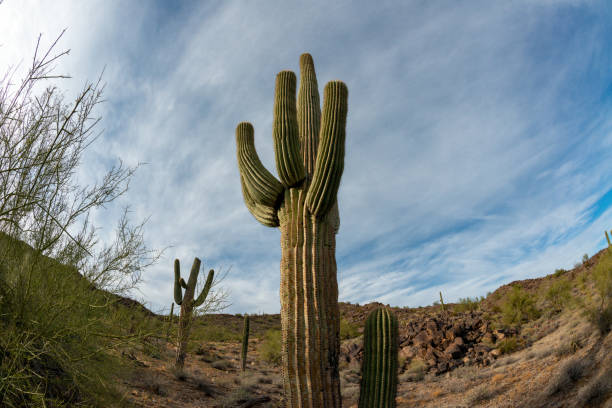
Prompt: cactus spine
<box><xmin>235</xmin><ymin>53</ymin><xmax>348</xmax><ymax>407</ymax></box>
<box><xmin>173</xmin><ymin>257</ymin><xmax>214</xmax><ymax>370</ymax></box>
<box><xmin>358</xmin><ymin>307</ymin><xmax>399</xmax><ymax>408</ymax></box>
<box><xmin>241</xmin><ymin>314</ymin><xmax>250</xmax><ymax>372</ymax></box>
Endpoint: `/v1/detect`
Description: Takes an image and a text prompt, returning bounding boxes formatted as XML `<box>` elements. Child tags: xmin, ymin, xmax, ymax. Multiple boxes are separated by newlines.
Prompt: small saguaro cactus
<box><xmin>606</xmin><ymin>230</ymin><xmax>612</xmax><ymax>248</ymax></box>
<box><xmin>173</xmin><ymin>257</ymin><xmax>214</xmax><ymax>370</ymax></box>
<box><xmin>358</xmin><ymin>307</ymin><xmax>399</xmax><ymax>408</ymax></box>
<box><xmin>166</xmin><ymin>302</ymin><xmax>175</xmax><ymax>341</ymax></box>
<box><xmin>235</xmin><ymin>53</ymin><xmax>348</xmax><ymax>406</ymax></box>
<box><xmin>439</xmin><ymin>291</ymin><xmax>446</xmax><ymax>312</ymax></box>
<box><xmin>241</xmin><ymin>314</ymin><xmax>250</xmax><ymax>372</ymax></box>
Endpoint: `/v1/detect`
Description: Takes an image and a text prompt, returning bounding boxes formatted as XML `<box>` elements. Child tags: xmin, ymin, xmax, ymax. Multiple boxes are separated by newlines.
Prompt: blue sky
<box><xmin>2</xmin><ymin>1</ymin><xmax>612</xmax><ymax>314</ymax></box>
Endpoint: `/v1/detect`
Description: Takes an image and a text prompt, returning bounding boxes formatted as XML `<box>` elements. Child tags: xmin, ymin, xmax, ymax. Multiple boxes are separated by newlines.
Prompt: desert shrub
<box><xmin>545</xmin><ymin>279</ymin><xmax>572</xmax><ymax>311</ymax></box>
<box><xmin>497</xmin><ymin>337</ymin><xmax>520</xmax><ymax>354</ymax></box>
<box><xmin>582</xmin><ymin>254</ymin><xmax>589</xmax><ymax>265</ymax></box>
<box><xmin>501</xmin><ymin>286</ymin><xmax>540</xmax><ymax>326</ymax></box>
<box><xmin>454</xmin><ymin>297</ymin><xmax>482</xmax><ymax>313</ymax></box>
<box><xmin>258</xmin><ymin>329</ymin><xmax>282</xmax><ymax>366</ymax></box>
<box><xmin>340</xmin><ymin>317</ymin><xmax>360</xmax><ymax>340</ymax></box>
<box><xmin>465</xmin><ymin>384</ymin><xmax>499</xmax><ymax>405</ymax></box>
<box><xmin>554</xmin><ymin>268</ymin><xmax>568</xmax><ymax>277</ymax></box>
<box><xmin>399</xmin><ymin>358</ymin><xmax>427</xmax><ymax>382</ymax></box>
<box><xmin>545</xmin><ymin>357</ymin><xmax>586</xmax><ymax>396</ymax></box>
<box><xmin>211</xmin><ymin>359</ymin><xmax>234</xmax><ymax>371</ymax></box>
<box><xmin>577</xmin><ymin>366</ymin><xmax>612</xmax><ymax>405</ymax></box>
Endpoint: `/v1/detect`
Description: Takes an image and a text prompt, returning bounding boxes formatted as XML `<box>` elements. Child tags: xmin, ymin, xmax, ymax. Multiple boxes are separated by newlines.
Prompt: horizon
<box><xmin>2</xmin><ymin>1</ymin><xmax>612</xmax><ymax>314</ymax></box>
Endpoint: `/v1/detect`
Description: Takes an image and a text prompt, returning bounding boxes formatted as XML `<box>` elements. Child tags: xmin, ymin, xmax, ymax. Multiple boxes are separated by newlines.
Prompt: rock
<box><xmin>490</xmin><ymin>349</ymin><xmax>501</xmax><ymax>358</ymax></box>
<box><xmin>453</xmin><ymin>336</ymin><xmax>465</xmax><ymax>347</ymax></box>
<box><xmin>413</xmin><ymin>331</ymin><xmax>432</xmax><ymax>348</ymax></box>
<box><xmin>444</xmin><ymin>343</ymin><xmax>463</xmax><ymax>359</ymax></box>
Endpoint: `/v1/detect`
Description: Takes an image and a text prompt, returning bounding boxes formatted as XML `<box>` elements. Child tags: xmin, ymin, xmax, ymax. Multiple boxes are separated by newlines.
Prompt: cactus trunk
<box><xmin>358</xmin><ymin>307</ymin><xmax>398</xmax><ymax>408</ymax></box>
<box><xmin>235</xmin><ymin>53</ymin><xmax>347</xmax><ymax>407</ymax></box>
<box><xmin>279</xmin><ymin>201</ymin><xmax>341</xmax><ymax>406</ymax></box>
<box><xmin>176</xmin><ymin>291</ymin><xmax>195</xmax><ymax>370</ymax></box>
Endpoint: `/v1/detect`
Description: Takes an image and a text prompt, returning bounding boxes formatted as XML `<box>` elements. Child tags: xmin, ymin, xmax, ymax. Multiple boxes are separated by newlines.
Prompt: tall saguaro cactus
<box><xmin>173</xmin><ymin>257</ymin><xmax>214</xmax><ymax>370</ymax></box>
<box><xmin>358</xmin><ymin>307</ymin><xmax>399</xmax><ymax>408</ymax></box>
<box><xmin>235</xmin><ymin>53</ymin><xmax>348</xmax><ymax>407</ymax></box>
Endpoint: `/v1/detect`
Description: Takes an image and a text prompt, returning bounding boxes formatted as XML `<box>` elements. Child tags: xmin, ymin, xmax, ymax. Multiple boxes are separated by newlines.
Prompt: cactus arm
<box><xmin>606</xmin><ymin>230</ymin><xmax>611</xmax><ymax>247</ymax></box>
<box><xmin>180</xmin><ymin>278</ymin><xmax>187</xmax><ymax>289</ymax></box>
<box><xmin>236</xmin><ymin>122</ymin><xmax>284</xmax><ymax>207</ymax></box>
<box><xmin>186</xmin><ymin>257</ymin><xmax>201</xmax><ymax>293</ymax></box>
<box><xmin>240</xmin><ymin>175</ymin><xmax>280</xmax><ymax>227</ymax></box>
<box><xmin>193</xmin><ymin>269</ymin><xmax>214</xmax><ymax>308</ymax></box>
<box><xmin>173</xmin><ymin>259</ymin><xmax>183</xmax><ymax>305</ymax></box>
<box><xmin>273</xmin><ymin>71</ymin><xmax>306</xmax><ymax>187</ymax></box>
<box><xmin>297</xmin><ymin>53</ymin><xmax>321</xmax><ymax>175</ymax></box>
<box><xmin>305</xmin><ymin>81</ymin><xmax>348</xmax><ymax>217</ymax></box>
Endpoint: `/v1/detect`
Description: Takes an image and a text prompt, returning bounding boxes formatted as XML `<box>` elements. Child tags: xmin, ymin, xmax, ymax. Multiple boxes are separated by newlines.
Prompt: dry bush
<box><xmin>545</xmin><ymin>357</ymin><xmax>587</xmax><ymax>396</ymax></box>
<box><xmin>211</xmin><ymin>359</ymin><xmax>234</xmax><ymax>371</ymax></box>
<box><xmin>577</xmin><ymin>370</ymin><xmax>612</xmax><ymax>406</ymax></box>
<box><xmin>465</xmin><ymin>383</ymin><xmax>500</xmax><ymax>406</ymax></box>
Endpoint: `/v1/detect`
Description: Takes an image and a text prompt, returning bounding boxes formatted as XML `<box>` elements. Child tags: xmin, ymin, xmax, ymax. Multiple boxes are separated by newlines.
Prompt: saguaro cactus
<box><xmin>241</xmin><ymin>314</ymin><xmax>250</xmax><ymax>372</ymax></box>
<box><xmin>173</xmin><ymin>257</ymin><xmax>214</xmax><ymax>370</ymax></box>
<box><xmin>235</xmin><ymin>53</ymin><xmax>348</xmax><ymax>407</ymax></box>
<box><xmin>358</xmin><ymin>307</ymin><xmax>399</xmax><ymax>408</ymax></box>
<box><xmin>166</xmin><ymin>302</ymin><xmax>175</xmax><ymax>341</ymax></box>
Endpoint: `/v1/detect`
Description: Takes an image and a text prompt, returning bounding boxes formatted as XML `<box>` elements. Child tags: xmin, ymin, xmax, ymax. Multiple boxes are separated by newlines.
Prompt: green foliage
<box><xmin>501</xmin><ymin>286</ymin><xmax>540</xmax><ymax>326</ymax></box>
<box><xmin>553</xmin><ymin>268</ymin><xmax>567</xmax><ymax>277</ymax></box>
<box><xmin>545</xmin><ymin>279</ymin><xmax>572</xmax><ymax>311</ymax></box>
<box><xmin>454</xmin><ymin>296</ymin><xmax>483</xmax><ymax>313</ymax></box>
<box><xmin>583</xmin><ymin>247</ymin><xmax>612</xmax><ymax>334</ymax></box>
<box><xmin>340</xmin><ymin>317</ymin><xmax>360</xmax><ymax>340</ymax></box>
<box><xmin>358</xmin><ymin>307</ymin><xmax>398</xmax><ymax>408</ymax></box>
<box><xmin>582</xmin><ymin>253</ymin><xmax>589</xmax><ymax>265</ymax></box>
<box><xmin>0</xmin><ymin>243</ymin><xmax>157</xmax><ymax>407</ymax></box>
<box><xmin>257</xmin><ymin>329</ymin><xmax>282</xmax><ymax>366</ymax></box>
<box><xmin>497</xmin><ymin>337</ymin><xmax>520</xmax><ymax>354</ymax></box>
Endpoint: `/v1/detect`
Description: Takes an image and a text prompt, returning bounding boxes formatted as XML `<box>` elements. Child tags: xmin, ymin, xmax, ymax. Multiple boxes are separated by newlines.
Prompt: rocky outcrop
<box><xmin>340</xmin><ymin>306</ymin><xmax>518</xmax><ymax>376</ymax></box>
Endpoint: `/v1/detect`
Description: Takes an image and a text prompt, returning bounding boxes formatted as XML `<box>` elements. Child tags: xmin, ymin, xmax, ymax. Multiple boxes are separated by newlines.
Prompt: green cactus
<box><xmin>173</xmin><ymin>257</ymin><xmax>214</xmax><ymax>370</ymax></box>
<box><xmin>241</xmin><ymin>314</ymin><xmax>250</xmax><ymax>372</ymax></box>
<box><xmin>166</xmin><ymin>302</ymin><xmax>175</xmax><ymax>341</ymax></box>
<box><xmin>235</xmin><ymin>53</ymin><xmax>347</xmax><ymax>406</ymax></box>
<box><xmin>358</xmin><ymin>307</ymin><xmax>399</xmax><ymax>408</ymax></box>
<box><xmin>439</xmin><ymin>291</ymin><xmax>446</xmax><ymax>312</ymax></box>
<box><xmin>606</xmin><ymin>230</ymin><xmax>611</xmax><ymax>248</ymax></box>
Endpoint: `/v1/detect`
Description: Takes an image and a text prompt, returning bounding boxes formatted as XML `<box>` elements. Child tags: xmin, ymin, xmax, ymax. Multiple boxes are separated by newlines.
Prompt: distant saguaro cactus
<box><xmin>235</xmin><ymin>53</ymin><xmax>348</xmax><ymax>406</ymax></box>
<box><xmin>358</xmin><ymin>307</ymin><xmax>399</xmax><ymax>408</ymax></box>
<box><xmin>241</xmin><ymin>314</ymin><xmax>250</xmax><ymax>372</ymax></box>
<box><xmin>606</xmin><ymin>230</ymin><xmax>612</xmax><ymax>248</ymax></box>
<box><xmin>439</xmin><ymin>291</ymin><xmax>446</xmax><ymax>312</ymax></box>
<box><xmin>173</xmin><ymin>258</ymin><xmax>214</xmax><ymax>370</ymax></box>
<box><xmin>166</xmin><ymin>302</ymin><xmax>175</xmax><ymax>341</ymax></box>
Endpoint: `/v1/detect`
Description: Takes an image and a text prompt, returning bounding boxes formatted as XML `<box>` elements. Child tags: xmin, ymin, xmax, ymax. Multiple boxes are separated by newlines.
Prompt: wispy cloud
<box><xmin>1</xmin><ymin>0</ymin><xmax>611</xmax><ymax>313</ymax></box>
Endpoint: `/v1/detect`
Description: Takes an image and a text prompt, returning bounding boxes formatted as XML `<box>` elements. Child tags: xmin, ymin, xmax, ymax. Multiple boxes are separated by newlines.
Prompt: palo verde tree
<box><xmin>235</xmin><ymin>53</ymin><xmax>348</xmax><ymax>407</ymax></box>
<box><xmin>0</xmin><ymin>32</ymin><xmax>162</xmax><ymax>405</ymax></box>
